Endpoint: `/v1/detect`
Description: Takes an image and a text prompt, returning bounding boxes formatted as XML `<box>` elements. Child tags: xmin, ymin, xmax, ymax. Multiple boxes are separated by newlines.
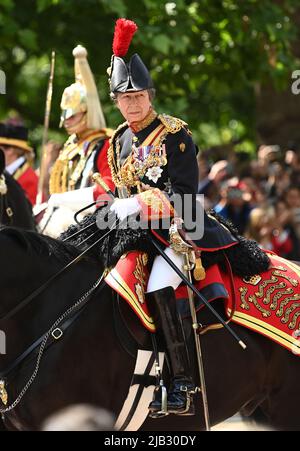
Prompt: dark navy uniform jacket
<box><xmin>111</xmin><ymin>114</ymin><xmax>237</xmax><ymax>251</ymax></box>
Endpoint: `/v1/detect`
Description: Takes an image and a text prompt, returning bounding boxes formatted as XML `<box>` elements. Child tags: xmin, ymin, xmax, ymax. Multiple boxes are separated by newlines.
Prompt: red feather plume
<box><xmin>112</xmin><ymin>18</ymin><xmax>138</xmax><ymax>57</ymax></box>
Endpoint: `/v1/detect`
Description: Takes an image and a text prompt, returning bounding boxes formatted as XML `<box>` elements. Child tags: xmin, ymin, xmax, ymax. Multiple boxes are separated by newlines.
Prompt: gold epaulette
<box><xmin>158</xmin><ymin>114</ymin><xmax>191</xmax><ymax>135</ymax></box>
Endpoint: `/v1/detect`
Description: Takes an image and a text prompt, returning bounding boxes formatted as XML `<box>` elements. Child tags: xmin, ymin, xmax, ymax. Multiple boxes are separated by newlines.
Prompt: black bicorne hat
<box><xmin>110</xmin><ymin>53</ymin><xmax>153</xmax><ymax>93</ymax></box>
<box><xmin>0</xmin><ymin>123</ymin><xmax>33</xmax><ymax>152</ymax></box>
<box><xmin>109</xmin><ymin>19</ymin><xmax>154</xmax><ymax>93</ymax></box>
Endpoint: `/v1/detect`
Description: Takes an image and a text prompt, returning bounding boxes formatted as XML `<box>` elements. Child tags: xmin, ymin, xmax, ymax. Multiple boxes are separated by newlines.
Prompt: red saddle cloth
<box><xmin>104</xmin><ymin>250</ymin><xmax>227</xmax><ymax>332</ymax></box>
<box><xmin>105</xmin><ymin>251</ymin><xmax>300</xmax><ymax>355</ymax></box>
<box><xmin>105</xmin><ymin>251</ymin><xmax>155</xmax><ymax>331</ymax></box>
<box><xmin>222</xmin><ymin>254</ymin><xmax>300</xmax><ymax>355</ymax></box>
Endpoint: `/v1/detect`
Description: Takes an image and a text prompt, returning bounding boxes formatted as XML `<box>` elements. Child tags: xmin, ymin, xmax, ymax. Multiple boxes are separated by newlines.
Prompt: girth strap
<box><xmin>115</xmin><ymin>350</ymin><xmax>165</xmax><ymax>431</ymax></box>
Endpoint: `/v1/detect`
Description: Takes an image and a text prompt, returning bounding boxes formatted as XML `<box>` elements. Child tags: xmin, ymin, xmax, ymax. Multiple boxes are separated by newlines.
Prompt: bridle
<box><xmin>0</xmin><ymin>211</ymin><xmax>117</xmax><ymax>414</ymax></box>
<box><xmin>0</xmin><ymin>174</ymin><xmax>13</xmax><ymax>224</ymax></box>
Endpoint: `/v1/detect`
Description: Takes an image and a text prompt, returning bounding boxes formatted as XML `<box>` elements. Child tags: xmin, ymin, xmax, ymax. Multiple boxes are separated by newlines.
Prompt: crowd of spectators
<box><xmin>197</xmin><ymin>143</ymin><xmax>300</xmax><ymax>261</ymax></box>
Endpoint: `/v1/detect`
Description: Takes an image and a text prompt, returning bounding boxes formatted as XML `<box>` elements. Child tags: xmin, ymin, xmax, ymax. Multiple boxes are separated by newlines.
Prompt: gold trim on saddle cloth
<box><xmin>104</xmin><ymin>252</ymin><xmax>156</xmax><ymax>332</ymax></box>
<box><xmin>226</xmin><ymin>308</ymin><xmax>300</xmax><ymax>354</ymax></box>
<box><xmin>227</xmin><ymin>254</ymin><xmax>300</xmax><ymax>355</ymax></box>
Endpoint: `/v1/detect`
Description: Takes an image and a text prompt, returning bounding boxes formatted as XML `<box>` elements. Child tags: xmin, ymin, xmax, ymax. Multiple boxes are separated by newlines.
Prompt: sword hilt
<box><xmin>92</xmin><ymin>172</ymin><xmax>115</xmax><ymax>200</ymax></box>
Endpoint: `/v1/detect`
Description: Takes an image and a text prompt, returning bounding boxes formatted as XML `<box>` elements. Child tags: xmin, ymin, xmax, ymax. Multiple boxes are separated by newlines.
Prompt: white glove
<box><xmin>109</xmin><ymin>196</ymin><xmax>141</xmax><ymax>221</ymax></box>
<box><xmin>47</xmin><ymin>187</ymin><xmax>94</xmax><ymax>211</ymax></box>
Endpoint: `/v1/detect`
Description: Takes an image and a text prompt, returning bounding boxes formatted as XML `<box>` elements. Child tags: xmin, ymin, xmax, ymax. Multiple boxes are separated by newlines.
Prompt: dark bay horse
<box><xmin>0</xmin><ymin>149</ymin><xmax>35</xmax><ymax>230</ymax></box>
<box><xmin>0</xmin><ymin>226</ymin><xmax>300</xmax><ymax>431</ymax></box>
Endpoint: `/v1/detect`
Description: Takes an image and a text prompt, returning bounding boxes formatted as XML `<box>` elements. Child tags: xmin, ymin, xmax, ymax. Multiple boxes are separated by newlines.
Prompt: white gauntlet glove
<box><xmin>109</xmin><ymin>196</ymin><xmax>141</xmax><ymax>221</ymax></box>
<box><xmin>47</xmin><ymin>187</ymin><xmax>94</xmax><ymax>211</ymax></box>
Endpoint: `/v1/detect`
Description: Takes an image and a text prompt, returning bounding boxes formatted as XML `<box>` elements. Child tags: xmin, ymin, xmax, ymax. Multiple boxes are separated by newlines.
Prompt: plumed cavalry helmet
<box><xmin>60</xmin><ymin>45</ymin><xmax>106</xmax><ymax>130</ymax></box>
<box><xmin>108</xmin><ymin>19</ymin><xmax>154</xmax><ymax>94</ymax></box>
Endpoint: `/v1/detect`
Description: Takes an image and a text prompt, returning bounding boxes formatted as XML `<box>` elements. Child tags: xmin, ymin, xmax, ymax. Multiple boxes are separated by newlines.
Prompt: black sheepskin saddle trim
<box><xmin>60</xmin><ymin>208</ymin><xmax>270</xmax><ymax>278</ymax></box>
<box><xmin>60</xmin><ymin>209</ymin><xmax>155</xmax><ymax>269</ymax></box>
<box><xmin>202</xmin><ymin>210</ymin><xmax>270</xmax><ymax>278</ymax></box>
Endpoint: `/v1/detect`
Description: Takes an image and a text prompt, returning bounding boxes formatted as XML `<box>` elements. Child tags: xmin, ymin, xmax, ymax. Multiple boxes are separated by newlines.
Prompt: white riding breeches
<box><xmin>147</xmin><ymin>247</ymin><xmax>185</xmax><ymax>292</ymax></box>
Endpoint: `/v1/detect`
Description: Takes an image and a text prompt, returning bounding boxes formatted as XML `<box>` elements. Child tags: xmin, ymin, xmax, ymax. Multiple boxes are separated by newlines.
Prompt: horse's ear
<box><xmin>0</xmin><ymin>149</ymin><xmax>5</xmax><ymax>174</ymax></box>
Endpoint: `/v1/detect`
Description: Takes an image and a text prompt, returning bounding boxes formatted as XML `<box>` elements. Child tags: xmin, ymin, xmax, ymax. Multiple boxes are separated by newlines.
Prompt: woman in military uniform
<box><xmin>107</xmin><ymin>19</ymin><xmax>238</xmax><ymax>416</ymax></box>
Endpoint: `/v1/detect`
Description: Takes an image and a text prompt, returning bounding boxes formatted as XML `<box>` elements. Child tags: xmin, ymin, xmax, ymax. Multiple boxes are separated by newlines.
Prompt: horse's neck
<box><xmin>0</xmin><ymin>235</ymin><xmax>103</xmax><ymax>328</ymax></box>
<box><xmin>1</xmin><ymin>173</ymin><xmax>35</xmax><ymax>230</ymax></box>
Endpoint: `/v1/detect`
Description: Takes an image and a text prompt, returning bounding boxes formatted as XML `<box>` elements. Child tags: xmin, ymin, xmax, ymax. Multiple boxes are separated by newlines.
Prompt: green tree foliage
<box><xmin>0</xmin><ymin>0</ymin><xmax>299</xmax><ymax>153</ymax></box>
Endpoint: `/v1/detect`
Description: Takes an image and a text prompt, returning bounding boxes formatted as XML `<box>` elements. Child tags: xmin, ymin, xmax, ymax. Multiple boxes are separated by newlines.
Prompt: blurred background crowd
<box><xmin>198</xmin><ymin>143</ymin><xmax>300</xmax><ymax>260</ymax></box>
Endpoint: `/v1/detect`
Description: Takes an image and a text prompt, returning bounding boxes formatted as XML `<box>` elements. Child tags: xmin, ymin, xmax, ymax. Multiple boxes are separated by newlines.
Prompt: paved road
<box><xmin>212</xmin><ymin>414</ymin><xmax>272</xmax><ymax>431</ymax></box>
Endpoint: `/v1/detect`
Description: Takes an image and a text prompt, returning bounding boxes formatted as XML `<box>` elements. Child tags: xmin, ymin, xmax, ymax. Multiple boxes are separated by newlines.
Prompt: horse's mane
<box><xmin>1</xmin><ymin>208</ymin><xmax>270</xmax><ymax>278</ymax></box>
<box><xmin>0</xmin><ymin>226</ymin><xmax>81</xmax><ymax>265</ymax></box>
<box><xmin>61</xmin><ymin>210</ymin><xmax>155</xmax><ymax>268</ymax></box>
<box><xmin>61</xmin><ymin>209</ymin><xmax>270</xmax><ymax>278</ymax></box>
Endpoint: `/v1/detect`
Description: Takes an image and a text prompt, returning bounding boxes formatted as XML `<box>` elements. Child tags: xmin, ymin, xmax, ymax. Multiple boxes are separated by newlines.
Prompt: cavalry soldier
<box><xmin>43</xmin><ymin>45</ymin><xmax>114</xmax><ymax>235</ymax></box>
<box><xmin>0</xmin><ymin>122</ymin><xmax>38</xmax><ymax>206</ymax></box>
<box><xmin>107</xmin><ymin>19</ymin><xmax>239</xmax><ymax>416</ymax></box>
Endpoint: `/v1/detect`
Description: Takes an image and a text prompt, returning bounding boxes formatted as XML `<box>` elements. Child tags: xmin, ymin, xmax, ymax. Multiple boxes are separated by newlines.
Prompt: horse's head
<box><xmin>0</xmin><ymin>149</ymin><xmax>5</xmax><ymax>175</ymax></box>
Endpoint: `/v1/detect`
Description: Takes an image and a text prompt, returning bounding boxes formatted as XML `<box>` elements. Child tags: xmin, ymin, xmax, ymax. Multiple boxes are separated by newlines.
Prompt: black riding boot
<box><xmin>146</xmin><ymin>286</ymin><xmax>196</xmax><ymax>415</ymax></box>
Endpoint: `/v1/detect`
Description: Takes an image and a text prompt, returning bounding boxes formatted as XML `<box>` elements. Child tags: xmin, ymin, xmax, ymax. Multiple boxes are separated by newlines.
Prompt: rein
<box><xmin>0</xmin><ymin>273</ymin><xmax>106</xmax><ymax>414</ymax></box>
<box><xmin>2</xmin><ymin>218</ymin><xmax>117</xmax><ymax>321</ymax></box>
<box><xmin>0</xmin><ymin>213</ymin><xmax>119</xmax><ymax>414</ymax></box>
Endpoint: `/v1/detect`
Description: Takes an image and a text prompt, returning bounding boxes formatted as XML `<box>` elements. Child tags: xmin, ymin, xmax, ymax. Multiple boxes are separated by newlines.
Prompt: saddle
<box><xmin>107</xmin><ymin>250</ymin><xmax>300</xmax><ymax>356</ymax></box>
<box><xmin>105</xmin><ymin>250</ymin><xmax>229</xmax><ymax>333</ymax></box>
